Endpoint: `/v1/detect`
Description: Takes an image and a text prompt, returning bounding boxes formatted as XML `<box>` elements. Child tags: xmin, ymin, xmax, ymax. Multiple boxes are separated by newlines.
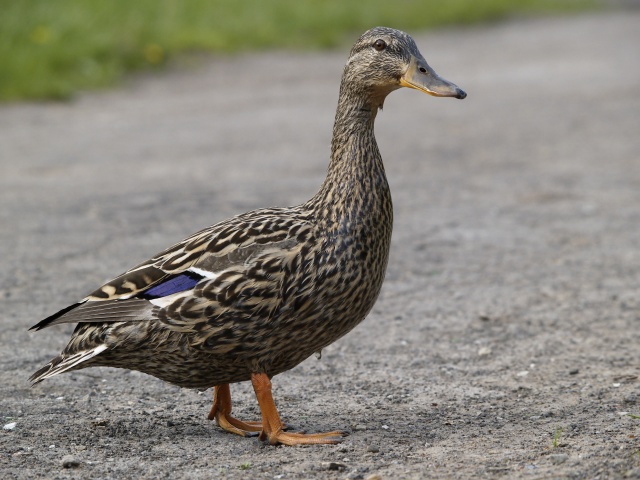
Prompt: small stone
<box><xmin>366</xmin><ymin>475</ymin><xmax>382</xmax><ymax>480</ymax></box>
<box><xmin>366</xmin><ymin>444</ymin><xmax>380</xmax><ymax>453</ymax></box>
<box><xmin>61</xmin><ymin>455</ymin><xmax>81</xmax><ymax>468</ymax></box>
<box><xmin>478</xmin><ymin>347</ymin><xmax>492</xmax><ymax>357</ymax></box>
<box><xmin>381</xmin><ymin>425</ymin><xmax>389</xmax><ymax>430</ymax></box>
<box><xmin>517</xmin><ymin>371</ymin><xmax>529</xmax><ymax>377</ymax></box>
<box><xmin>549</xmin><ymin>453</ymin><xmax>568</xmax><ymax>465</ymax></box>
<box><xmin>569</xmin><ymin>368</ymin><xmax>579</xmax><ymax>375</ymax></box>
<box><xmin>3</xmin><ymin>422</ymin><xmax>17</xmax><ymax>431</ymax></box>
<box><xmin>354</xmin><ymin>424</ymin><xmax>367</xmax><ymax>431</ymax></box>
<box><xmin>324</xmin><ymin>462</ymin><xmax>347</xmax><ymax>471</ymax></box>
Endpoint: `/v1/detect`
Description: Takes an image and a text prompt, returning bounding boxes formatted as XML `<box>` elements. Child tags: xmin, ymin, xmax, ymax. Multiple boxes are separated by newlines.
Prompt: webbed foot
<box><xmin>208</xmin><ymin>384</ymin><xmax>262</xmax><ymax>437</ymax></box>
<box><xmin>251</xmin><ymin>372</ymin><xmax>348</xmax><ymax>445</ymax></box>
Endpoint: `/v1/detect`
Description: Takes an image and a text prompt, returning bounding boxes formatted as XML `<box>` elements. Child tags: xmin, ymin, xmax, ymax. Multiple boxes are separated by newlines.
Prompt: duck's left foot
<box><xmin>251</xmin><ymin>372</ymin><xmax>348</xmax><ymax>446</ymax></box>
<box><xmin>260</xmin><ymin>429</ymin><xmax>347</xmax><ymax>446</ymax></box>
<box><xmin>208</xmin><ymin>384</ymin><xmax>262</xmax><ymax>437</ymax></box>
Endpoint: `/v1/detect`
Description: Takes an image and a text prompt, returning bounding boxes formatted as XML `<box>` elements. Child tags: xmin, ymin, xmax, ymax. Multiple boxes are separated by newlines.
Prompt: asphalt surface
<box><xmin>1</xmin><ymin>9</ymin><xmax>639</xmax><ymax>479</ymax></box>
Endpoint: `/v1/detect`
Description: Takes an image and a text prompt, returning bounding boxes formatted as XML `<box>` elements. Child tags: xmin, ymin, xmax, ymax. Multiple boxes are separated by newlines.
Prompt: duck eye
<box><xmin>373</xmin><ymin>39</ymin><xmax>386</xmax><ymax>51</ymax></box>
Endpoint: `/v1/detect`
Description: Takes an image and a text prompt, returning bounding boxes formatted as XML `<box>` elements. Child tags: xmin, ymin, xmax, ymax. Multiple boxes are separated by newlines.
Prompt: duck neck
<box><xmin>310</xmin><ymin>82</ymin><xmax>392</xmax><ymax>229</ymax></box>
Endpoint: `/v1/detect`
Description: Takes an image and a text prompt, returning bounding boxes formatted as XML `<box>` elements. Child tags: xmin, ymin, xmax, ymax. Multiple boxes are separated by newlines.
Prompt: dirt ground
<box><xmin>1</xmin><ymin>10</ymin><xmax>639</xmax><ymax>480</ymax></box>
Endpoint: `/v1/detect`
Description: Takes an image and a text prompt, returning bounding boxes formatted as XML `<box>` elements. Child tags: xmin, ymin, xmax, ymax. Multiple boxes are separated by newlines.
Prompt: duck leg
<box><xmin>251</xmin><ymin>372</ymin><xmax>346</xmax><ymax>445</ymax></box>
<box><xmin>208</xmin><ymin>384</ymin><xmax>262</xmax><ymax>436</ymax></box>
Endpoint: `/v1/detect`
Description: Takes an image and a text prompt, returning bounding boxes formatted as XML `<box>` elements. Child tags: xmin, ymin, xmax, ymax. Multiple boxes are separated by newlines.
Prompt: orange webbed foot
<box><xmin>259</xmin><ymin>429</ymin><xmax>347</xmax><ymax>446</ymax></box>
<box><xmin>251</xmin><ymin>372</ymin><xmax>348</xmax><ymax>446</ymax></box>
<box><xmin>208</xmin><ymin>384</ymin><xmax>262</xmax><ymax>437</ymax></box>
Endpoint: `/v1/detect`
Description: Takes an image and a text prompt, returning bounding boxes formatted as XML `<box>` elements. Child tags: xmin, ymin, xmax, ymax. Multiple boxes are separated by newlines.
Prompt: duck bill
<box><xmin>400</xmin><ymin>55</ymin><xmax>466</xmax><ymax>99</ymax></box>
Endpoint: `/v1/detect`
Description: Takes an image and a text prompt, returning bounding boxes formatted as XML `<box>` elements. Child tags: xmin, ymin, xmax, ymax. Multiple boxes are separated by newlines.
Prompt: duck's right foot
<box><xmin>208</xmin><ymin>384</ymin><xmax>262</xmax><ymax>437</ymax></box>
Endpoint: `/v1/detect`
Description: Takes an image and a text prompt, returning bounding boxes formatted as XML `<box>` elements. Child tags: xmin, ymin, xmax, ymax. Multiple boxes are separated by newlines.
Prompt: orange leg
<box><xmin>208</xmin><ymin>384</ymin><xmax>262</xmax><ymax>436</ymax></box>
<box><xmin>251</xmin><ymin>372</ymin><xmax>346</xmax><ymax>445</ymax></box>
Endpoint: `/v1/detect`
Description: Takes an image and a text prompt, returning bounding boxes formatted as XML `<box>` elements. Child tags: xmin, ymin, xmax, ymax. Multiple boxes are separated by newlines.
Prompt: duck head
<box><xmin>342</xmin><ymin>26</ymin><xmax>466</xmax><ymax>111</ymax></box>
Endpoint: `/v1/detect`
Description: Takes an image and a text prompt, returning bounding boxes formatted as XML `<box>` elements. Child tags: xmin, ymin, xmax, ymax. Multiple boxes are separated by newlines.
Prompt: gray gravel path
<box><xmin>1</xmin><ymin>10</ymin><xmax>639</xmax><ymax>479</ymax></box>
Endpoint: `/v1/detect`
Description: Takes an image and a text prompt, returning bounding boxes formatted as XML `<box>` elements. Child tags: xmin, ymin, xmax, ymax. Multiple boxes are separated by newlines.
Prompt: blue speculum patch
<box><xmin>142</xmin><ymin>271</ymin><xmax>203</xmax><ymax>299</ymax></box>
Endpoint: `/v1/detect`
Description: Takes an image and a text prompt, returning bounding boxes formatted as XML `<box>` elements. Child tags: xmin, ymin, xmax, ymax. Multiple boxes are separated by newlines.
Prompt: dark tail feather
<box><xmin>29</xmin><ymin>302</ymin><xmax>84</xmax><ymax>331</ymax></box>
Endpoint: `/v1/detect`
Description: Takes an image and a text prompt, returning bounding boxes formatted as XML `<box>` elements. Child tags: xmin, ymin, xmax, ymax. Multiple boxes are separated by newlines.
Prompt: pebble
<box><xmin>549</xmin><ymin>453</ymin><xmax>568</xmax><ymax>465</ymax></box>
<box><xmin>478</xmin><ymin>347</ymin><xmax>492</xmax><ymax>357</ymax></box>
<box><xmin>323</xmin><ymin>462</ymin><xmax>347</xmax><ymax>471</ymax></box>
<box><xmin>365</xmin><ymin>475</ymin><xmax>382</xmax><ymax>480</ymax></box>
<box><xmin>12</xmin><ymin>451</ymin><xmax>32</xmax><ymax>457</ymax></box>
<box><xmin>61</xmin><ymin>455</ymin><xmax>81</xmax><ymax>468</ymax></box>
<box><xmin>366</xmin><ymin>444</ymin><xmax>380</xmax><ymax>453</ymax></box>
<box><xmin>569</xmin><ymin>368</ymin><xmax>579</xmax><ymax>375</ymax></box>
<box><xmin>3</xmin><ymin>422</ymin><xmax>17</xmax><ymax>430</ymax></box>
<box><xmin>354</xmin><ymin>424</ymin><xmax>367</xmax><ymax>431</ymax></box>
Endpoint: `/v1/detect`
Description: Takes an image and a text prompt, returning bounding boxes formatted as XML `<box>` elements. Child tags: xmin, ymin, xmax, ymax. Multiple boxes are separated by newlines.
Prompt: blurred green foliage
<box><xmin>0</xmin><ymin>0</ymin><xmax>598</xmax><ymax>101</ymax></box>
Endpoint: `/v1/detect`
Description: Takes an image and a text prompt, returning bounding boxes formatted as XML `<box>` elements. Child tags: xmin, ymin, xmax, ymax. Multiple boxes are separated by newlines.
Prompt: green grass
<box><xmin>0</xmin><ymin>0</ymin><xmax>599</xmax><ymax>101</ymax></box>
<box><xmin>552</xmin><ymin>426</ymin><xmax>564</xmax><ymax>448</ymax></box>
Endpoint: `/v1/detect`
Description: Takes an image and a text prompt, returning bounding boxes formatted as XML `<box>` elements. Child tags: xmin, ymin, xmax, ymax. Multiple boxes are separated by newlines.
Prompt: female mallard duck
<box><xmin>30</xmin><ymin>27</ymin><xmax>465</xmax><ymax>446</ymax></box>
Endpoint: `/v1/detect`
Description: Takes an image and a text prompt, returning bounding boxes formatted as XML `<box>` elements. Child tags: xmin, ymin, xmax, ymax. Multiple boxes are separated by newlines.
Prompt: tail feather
<box><xmin>29</xmin><ymin>302</ymin><xmax>84</xmax><ymax>331</ymax></box>
<box><xmin>29</xmin><ymin>344</ymin><xmax>108</xmax><ymax>385</ymax></box>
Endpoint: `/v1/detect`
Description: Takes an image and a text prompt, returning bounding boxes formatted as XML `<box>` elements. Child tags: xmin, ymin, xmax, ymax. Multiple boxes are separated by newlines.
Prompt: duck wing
<box><xmin>30</xmin><ymin>209</ymin><xmax>315</xmax><ymax>340</ymax></box>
